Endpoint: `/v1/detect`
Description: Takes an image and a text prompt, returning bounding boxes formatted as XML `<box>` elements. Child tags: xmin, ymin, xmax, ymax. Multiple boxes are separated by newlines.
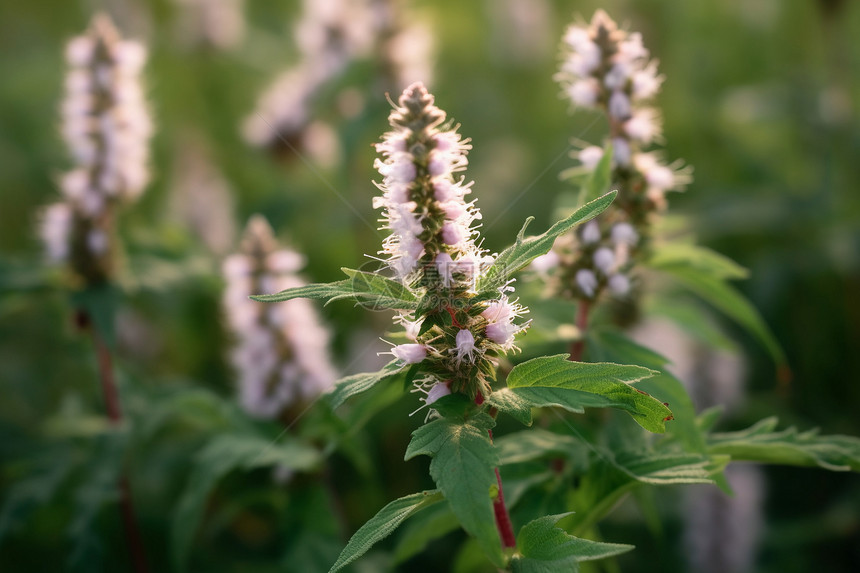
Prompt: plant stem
<box><xmin>85</xmin><ymin>311</ymin><xmax>151</xmax><ymax>573</ymax></box>
<box><xmin>569</xmin><ymin>300</ymin><xmax>591</xmax><ymax>361</ymax></box>
<box><xmin>484</xmin><ymin>412</ymin><xmax>516</xmax><ymax>550</ymax></box>
<box><xmin>492</xmin><ymin>467</ymin><xmax>516</xmax><ymax>548</ymax></box>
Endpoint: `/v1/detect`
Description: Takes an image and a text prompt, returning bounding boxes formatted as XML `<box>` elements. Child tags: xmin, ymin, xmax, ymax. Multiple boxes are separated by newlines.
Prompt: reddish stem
<box><xmin>484</xmin><ymin>404</ymin><xmax>516</xmax><ymax>550</ymax></box>
<box><xmin>569</xmin><ymin>300</ymin><xmax>591</xmax><ymax>362</ymax></box>
<box><xmin>492</xmin><ymin>467</ymin><xmax>517</xmax><ymax>548</ymax></box>
<box><xmin>87</xmin><ymin>314</ymin><xmax>151</xmax><ymax>573</ymax></box>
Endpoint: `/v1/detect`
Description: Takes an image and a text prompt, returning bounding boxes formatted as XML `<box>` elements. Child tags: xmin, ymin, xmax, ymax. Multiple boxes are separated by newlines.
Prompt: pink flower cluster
<box><xmin>223</xmin><ymin>216</ymin><xmax>337</xmax><ymax>419</ymax></box>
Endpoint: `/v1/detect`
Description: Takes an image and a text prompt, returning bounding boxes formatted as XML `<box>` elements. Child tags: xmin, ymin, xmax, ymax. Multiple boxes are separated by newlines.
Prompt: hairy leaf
<box><xmin>480</xmin><ymin>192</ymin><xmax>616</xmax><ymax>292</ymax></box>
<box><xmin>405</xmin><ymin>413</ymin><xmax>504</xmax><ymax>566</ymax></box>
<box><xmin>172</xmin><ymin>434</ymin><xmax>320</xmax><ymax>572</ymax></box>
<box><xmin>251</xmin><ymin>267</ymin><xmax>417</xmax><ymax>310</ymax></box>
<box><xmin>512</xmin><ymin>512</ymin><xmax>633</xmax><ymax>573</ymax></box>
<box><xmin>329</xmin><ymin>360</ymin><xmax>406</xmax><ymax>410</ymax></box>
<box><xmin>708</xmin><ymin>417</ymin><xmax>860</xmax><ymax>472</ymax></box>
<box><xmin>328</xmin><ymin>490</ymin><xmax>443</xmax><ymax>572</ymax></box>
<box><xmin>491</xmin><ymin>355</ymin><xmax>670</xmax><ymax>433</ymax></box>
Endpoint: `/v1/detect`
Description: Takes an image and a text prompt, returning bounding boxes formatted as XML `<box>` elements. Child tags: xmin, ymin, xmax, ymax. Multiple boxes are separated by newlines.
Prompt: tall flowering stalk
<box><xmin>546</xmin><ymin>10</ymin><xmax>691</xmax><ymax>325</ymax></box>
<box><xmin>41</xmin><ymin>14</ymin><xmax>152</xmax><ymax>288</ymax></box>
<box><xmin>253</xmin><ymin>82</ymin><xmax>679</xmax><ymax>571</ymax></box>
<box><xmin>373</xmin><ymin>82</ymin><xmax>529</xmax><ymax>403</ymax></box>
<box><xmin>38</xmin><ymin>14</ymin><xmax>153</xmax><ymax>573</ymax></box>
<box><xmin>223</xmin><ymin>215</ymin><xmax>337</xmax><ymax>420</ymax></box>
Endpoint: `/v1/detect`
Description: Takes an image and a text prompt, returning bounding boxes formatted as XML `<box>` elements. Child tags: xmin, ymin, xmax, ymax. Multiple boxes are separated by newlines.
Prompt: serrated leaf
<box><xmin>565</xmin><ymin>449</ymin><xmax>720</xmax><ymax>536</ymax></box>
<box><xmin>479</xmin><ymin>192</ymin><xmax>616</xmax><ymax>293</ymax></box>
<box><xmin>172</xmin><ymin>434</ymin><xmax>320</xmax><ymax>572</ymax></box>
<box><xmin>516</xmin><ymin>513</ymin><xmax>633</xmax><ymax>567</ymax></box>
<box><xmin>251</xmin><ymin>268</ymin><xmax>417</xmax><ymax>310</ymax></box>
<box><xmin>328</xmin><ymin>361</ymin><xmax>406</xmax><ymax>410</ymax></box>
<box><xmin>707</xmin><ymin>417</ymin><xmax>860</xmax><ymax>472</ymax></box>
<box><xmin>491</xmin><ymin>355</ymin><xmax>670</xmax><ymax>433</ymax></box>
<box><xmin>328</xmin><ymin>490</ymin><xmax>443</xmax><ymax>573</ymax></box>
<box><xmin>404</xmin><ymin>413</ymin><xmax>504</xmax><ymax>566</ymax></box>
<box><xmin>657</xmin><ymin>266</ymin><xmax>785</xmax><ymax>366</ymax></box>
<box><xmin>647</xmin><ymin>243</ymin><xmax>749</xmax><ymax>280</ymax></box>
<box><xmin>494</xmin><ymin>429</ymin><xmax>584</xmax><ymax>466</ymax></box>
<box><xmin>586</xmin><ymin>328</ymin><xmax>706</xmax><ymax>453</ymax></box>
<box><xmin>579</xmin><ymin>142</ymin><xmax>613</xmax><ymax>207</ymax></box>
<box><xmin>392</xmin><ymin>501</ymin><xmax>460</xmax><ymax>564</ymax></box>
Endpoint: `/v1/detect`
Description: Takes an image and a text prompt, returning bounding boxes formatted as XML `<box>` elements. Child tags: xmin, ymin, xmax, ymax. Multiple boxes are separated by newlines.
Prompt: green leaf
<box><xmin>490</xmin><ymin>355</ymin><xmax>670</xmax><ymax>433</ymax></box>
<box><xmin>392</xmin><ymin>501</ymin><xmax>460</xmax><ymax>564</ymax></box>
<box><xmin>512</xmin><ymin>512</ymin><xmax>633</xmax><ymax>573</ymax></box>
<box><xmin>579</xmin><ymin>142</ymin><xmax>613</xmax><ymax>207</ymax></box>
<box><xmin>328</xmin><ymin>360</ymin><xmax>406</xmax><ymax>410</ymax></box>
<box><xmin>586</xmin><ymin>328</ymin><xmax>706</xmax><ymax>453</ymax></box>
<box><xmin>657</xmin><ymin>266</ymin><xmax>786</xmax><ymax>366</ymax></box>
<box><xmin>479</xmin><ymin>192</ymin><xmax>616</xmax><ymax>293</ymax></box>
<box><xmin>495</xmin><ymin>429</ymin><xmax>584</xmax><ymax>466</ymax></box>
<box><xmin>70</xmin><ymin>283</ymin><xmax>119</xmax><ymax>347</ymax></box>
<box><xmin>251</xmin><ymin>267</ymin><xmax>417</xmax><ymax>310</ymax></box>
<box><xmin>707</xmin><ymin>417</ymin><xmax>860</xmax><ymax>472</ymax></box>
<box><xmin>328</xmin><ymin>490</ymin><xmax>443</xmax><ymax>573</ymax></box>
<box><xmin>648</xmin><ymin>243</ymin><xmax>749</xmax><ymax>281</ymax></box>
<box><xmin>172</xmin><ymin>434</ymin><xmax>320</xmax><ymax>572</ymax></box>
<box><xmin>404</xmin><ymin>413</ymin><xmax>504</xmax><ymax>566</ymax></box>
<box><xmin>565</xmin><ymin>449</ymin><xmax>721</xmax><ymax>536</ymax></box>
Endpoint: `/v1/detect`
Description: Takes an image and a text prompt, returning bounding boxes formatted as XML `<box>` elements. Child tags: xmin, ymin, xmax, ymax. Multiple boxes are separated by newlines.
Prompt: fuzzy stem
<box><xmin>569</xmin><ymin>300</ymin><xmax>591</xmax><ymax>361</ymax></box>
<box><xmin>85</xmin><ymin>311</ymin><xmax>151</xmax><ymax>573</ymax></box>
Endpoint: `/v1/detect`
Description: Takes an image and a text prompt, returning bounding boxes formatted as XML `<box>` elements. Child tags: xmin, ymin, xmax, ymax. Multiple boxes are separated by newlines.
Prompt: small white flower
<box><xmin>454</xmin><ymin>329</ymin><xmax>477</xmax><ymax>363</ymax></box>
<box><xmin>581</xmin><ymin>220</ymin><xmax>602</xmax><ymax>244</ymax></box>
<box><xmin>441</xmin><ymin>220</ymin><xmax>467</xmax><ymax>246</ymax></box>
<box><xmin>575</xmin><ymin>268</ymin><xmax>598</xmax><ymax>298</ymax></box>
<box><xmin>611</xmin><ymin>222</ymin><xmax>639</xmax><ymax>246</ymax></box>
<box><xmin>578</xmin><ymin>146</ymin><xmax>605</xmax><ymax>170</ymax></box>
<box><xmin>435</xmin><ymin>252</ymin><xmax>454</xmax><ymax>287</ymax></box>
<box><xmin>608</xmin><ymin>91</ymin><xmax>631</xmax><ymax>119</ymax></box>
<box><xmin>567</xmin><ymin>78</ymin><xmax>600</xmax><ymax>107</ymax></box>
<box><xmin>593</xmin><ymin>247</ymin><xmax>616</xmax><ymax>274</ymax></box>
<box><xmin>530</xmin><ymin>250</ymin><xmax>560</xmax><ymax>274</ymax></box>
<box><xmin>645</xmin><ymin>164</ymin><xmax>675</xmax><ymax>191</ymax></box>
<box><xmin>608</xmin><ymin>273</ymin><xmax>631</xmax><ymax>296</ymax></box>
<box><xmin>425</xmin><ymin>382</ymin><xmax>451</xmax><ymax>405</ymax></box>
<box><xmin>625</xmin><ymin>108</ymin><xmax>662</xmax><ymax>144</ymax></box>
<box><xmin>391</xmin><ymin>343</ymin><xmax>427</xmax><ymax>364</ymax></box>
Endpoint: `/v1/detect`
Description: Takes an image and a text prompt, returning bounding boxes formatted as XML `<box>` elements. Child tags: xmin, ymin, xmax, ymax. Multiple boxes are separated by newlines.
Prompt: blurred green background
<box><xmin>1</xmin><ymin>0</ymin><xmax>858</xmax><ymax>571</ymax></box>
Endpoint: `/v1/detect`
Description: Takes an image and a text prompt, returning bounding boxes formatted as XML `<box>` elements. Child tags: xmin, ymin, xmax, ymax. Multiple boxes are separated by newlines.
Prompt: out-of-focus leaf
<box><xmin>251</xmin><ymin>267</ymin><xmax>417</xmax><ymax>310</ymax></box>
<box><xmin>392</xmin><ymin>499</ymin><xmax>460</xmax><ymax>564</ymax></box>
<box><xmin>656</xmin><ymin>265</ymin><xmax>786</xmax><ymax>366</ymax></box>
<box><xmin>708</xmin><ymin>417</ymin><xmax>860</xmax><ymax>471</ymax></box>
<box><xmin>647</xmin><ymin>242</ymin><xmax>749</xmax><ymax>280</ymax></box>
<box><xmin>68</xmin><ymin>432</ymin><xmax>126</xmax><ymax>571</ymax></box>
<box><xmin>172</xmin><ymin>433</ymin><xmax>321</xmax><ymax>572</ymax></box>
<box><xmin>328</xmin><ymin>490</ymin><xmax>443</xmax><ymax>573</ymax></box>
<box><xmin>566</xmin><ymin>449</ymin><xmax>722</xmax><ymax>536</ymax></box>
<box><xmin>479</xmin><ymin>192</ymin><xmax>616</xmax><ymax>293</ymax></box>
<box><xmin>494</xmin><ymin>428</ymin><xmax>584</xmax><ymax>466</ymax></box>
<box><xmin>328</xmin><ymin>361</ymin><xmax>406</xmax><ymax>410</ymax></box>
<box><xmin>0</xmin><ymin>448</ymin><xmax>76</xmax><ymax>543</ymax></box>
<box><xmin>511</xmin><ymin>513</ymin><xmax>633</xmax><ymax>573</ymax></box>
<box><xmin>489</xmin><ymin>355</ymin><xmax>670</xmax><ymax>433</ymax></box>
<box><xmin>405</xmin><ymin>412</ymin><xmax>503</xmax><ymax>566</ymax></box>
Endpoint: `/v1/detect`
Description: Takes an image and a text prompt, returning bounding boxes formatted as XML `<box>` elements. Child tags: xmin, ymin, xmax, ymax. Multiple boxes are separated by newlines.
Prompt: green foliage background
<box><xmin>0</xmin><ymin>0</ymin><xmax>858</xmax><ymax>571</ymax></box>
